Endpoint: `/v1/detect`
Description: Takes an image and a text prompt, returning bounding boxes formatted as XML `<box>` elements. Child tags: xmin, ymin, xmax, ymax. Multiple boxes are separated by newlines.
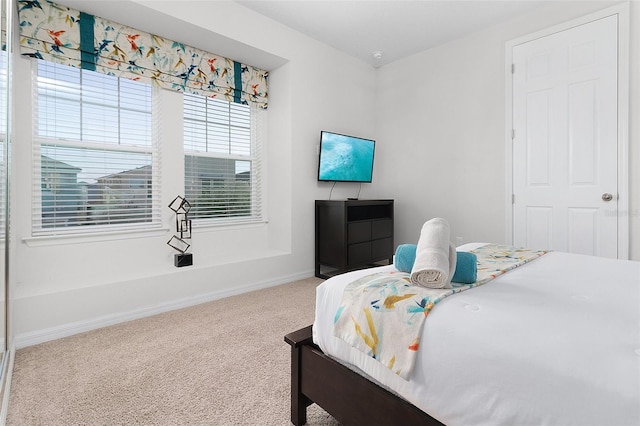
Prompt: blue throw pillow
<box><xmin>394</xmin><ymin>244</ymin><xmax>477</xmax><ymax>284</ymax></box>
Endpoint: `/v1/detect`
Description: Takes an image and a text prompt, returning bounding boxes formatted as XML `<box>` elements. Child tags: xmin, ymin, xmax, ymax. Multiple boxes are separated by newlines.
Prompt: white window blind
<box><xmin>0</xmin><ymin>50</ymin><xmax>7</xmax><ymax>240</ymax></box>
<box><xmin>183</xmin><ymin>94</ymin><xmax>263</xmax><ymax>224</ymax></box>
<box><xmin>33</xmin><ymin>61</ymin><xmax>160</xmax><ymax>236</ymax></box>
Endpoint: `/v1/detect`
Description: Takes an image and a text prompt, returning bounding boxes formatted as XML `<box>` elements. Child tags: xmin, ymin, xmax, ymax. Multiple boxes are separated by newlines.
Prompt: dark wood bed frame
<box><xmin>284</xmin><ymin>325</ymin><xmax>444</xmax><ymax>426</ymax></box>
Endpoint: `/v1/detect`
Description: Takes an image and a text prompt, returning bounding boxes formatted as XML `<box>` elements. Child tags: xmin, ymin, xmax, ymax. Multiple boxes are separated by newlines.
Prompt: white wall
<box><xmin>373</xmin><ymin>1</ymin><xmax>640</xmax><ymax>260</ymax></box>
<box><xmin>10</xmin><ymin>0</ymin><xmax>639</xmax><ymax>346</ymax></box>
<box><xmin>10</xmin><ymin>0</ymin><xmax>376</xmax><ymax>345</ymax></box>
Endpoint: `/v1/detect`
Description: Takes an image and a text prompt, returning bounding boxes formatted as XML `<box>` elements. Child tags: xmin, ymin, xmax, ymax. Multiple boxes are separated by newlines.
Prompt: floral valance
<box><xmin>17</xmin><ymin>0</ymin><xmax>268</xmax><ymax>108</ymax></box>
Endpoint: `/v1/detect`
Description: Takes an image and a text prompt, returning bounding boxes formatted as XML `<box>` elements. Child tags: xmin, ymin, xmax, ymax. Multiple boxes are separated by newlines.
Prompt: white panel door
<box><xmin>512</xmin><ymin>15</ymin><xmax>618</xmax><ymax>258</ymax></box>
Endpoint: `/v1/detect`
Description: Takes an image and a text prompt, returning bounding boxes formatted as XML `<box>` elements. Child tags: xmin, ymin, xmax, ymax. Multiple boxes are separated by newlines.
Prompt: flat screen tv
<box><xmin>317</xmin><ymin>131</ymin><xmax>375</xmax><ymax>183</ymax></box>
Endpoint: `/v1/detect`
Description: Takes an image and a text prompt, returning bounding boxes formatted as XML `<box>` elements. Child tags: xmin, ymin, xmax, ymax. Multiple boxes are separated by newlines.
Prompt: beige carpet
<box><xmin>7</xmin><ymin>277</ymin><xmax>341</xmax><ymax>425</ymax></box>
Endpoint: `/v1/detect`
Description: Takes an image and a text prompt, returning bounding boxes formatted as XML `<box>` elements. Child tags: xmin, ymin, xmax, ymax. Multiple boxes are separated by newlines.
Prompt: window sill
<box><xmin>191</xmin><ymin>218</ymin><xmax>268</xmax><ymax>233</ymax></box>
<box><xmin>22</xmin><ymin>227</ymin><xmax>171</xmax><ymax>247</ymax></box>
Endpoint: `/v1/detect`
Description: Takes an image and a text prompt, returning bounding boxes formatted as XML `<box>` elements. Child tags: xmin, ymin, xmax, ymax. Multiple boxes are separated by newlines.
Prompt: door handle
<box><xmin>602</xmin><ymin>193</ymin><xmax>613</xmax><ymax>202</ymax></box>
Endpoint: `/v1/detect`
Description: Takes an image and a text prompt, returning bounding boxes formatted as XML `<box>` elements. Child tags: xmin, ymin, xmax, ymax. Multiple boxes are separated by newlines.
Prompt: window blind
<box><xmin>0</xmin><ymin>50</ymin><xmax>7</xmax><ymax>239</ymax></box>
<box><xmin>32</xmin><ymin>61</ymin><xmax>160</xmax><ymax>236</ymax></box>
<box><xmin>183</xmin><ymin>94</ymin><xmax>263</xmax><ymax>224</ymax></box>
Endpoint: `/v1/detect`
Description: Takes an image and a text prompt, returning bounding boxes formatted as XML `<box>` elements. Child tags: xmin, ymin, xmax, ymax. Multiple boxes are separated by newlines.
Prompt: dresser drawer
<box><xmin>371</xmin><ymin>219</ymin><xmax>393</xmax><ymax>239</ymax></box>
<box><xmin>348</xmin><ymin>242</ymin><xmax>371</xmax><ymax>265</ymax></box>
<box><xmin>348</xmin><ymin>221</ymin><xmax>371</xmax><ymax>244</ymax></box>
<box><xmin>371</xmin><ymin>237</ymin><xmax>393</xmax><ymax>260</ymax></box>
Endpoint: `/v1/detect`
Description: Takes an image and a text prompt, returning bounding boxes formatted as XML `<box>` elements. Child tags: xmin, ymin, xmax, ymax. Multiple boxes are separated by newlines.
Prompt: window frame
<box><xmin>31</xmin><ymin>60</ymin><xmax>162</xmax><ymax>238</ymax></box>
<box><xmin>183</xmin><ymin>93</ymin><xmax>265</xmax><ymax>227</ymax></box>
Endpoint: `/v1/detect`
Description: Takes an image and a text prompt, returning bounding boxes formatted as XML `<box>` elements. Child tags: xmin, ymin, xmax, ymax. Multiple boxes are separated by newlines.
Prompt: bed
<box><xmin>285</xmin><ymin>243</ymin><xmax>640</xmax><ymax>425</ymax></box>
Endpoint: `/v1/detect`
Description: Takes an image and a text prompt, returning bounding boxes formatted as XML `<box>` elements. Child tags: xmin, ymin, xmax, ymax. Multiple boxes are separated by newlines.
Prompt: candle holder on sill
<box><xmin>167</xmin><ymin>195</ymin><xmax>193</xmax><ymax>267</ymax></box>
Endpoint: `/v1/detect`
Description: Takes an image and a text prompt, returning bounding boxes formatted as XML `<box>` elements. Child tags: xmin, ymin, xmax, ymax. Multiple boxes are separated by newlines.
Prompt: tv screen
<box><xmin>317</xmin><ymin>131</ymin><xmax>375</xmax><ymax>183</ymax></box>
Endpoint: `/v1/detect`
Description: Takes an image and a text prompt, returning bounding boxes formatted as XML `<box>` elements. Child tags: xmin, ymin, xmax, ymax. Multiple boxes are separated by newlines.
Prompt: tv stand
<box><xmin>315</xmin><ymin>199</ymin><xmax>394</xmax><ymax>279</ymax></box>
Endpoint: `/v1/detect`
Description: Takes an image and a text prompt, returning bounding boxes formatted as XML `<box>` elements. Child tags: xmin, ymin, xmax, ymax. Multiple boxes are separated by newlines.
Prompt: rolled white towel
<box><xmin>411</xmin><ymin>218</ymin><xmax>457</xmax><ymax>289</ymax></box>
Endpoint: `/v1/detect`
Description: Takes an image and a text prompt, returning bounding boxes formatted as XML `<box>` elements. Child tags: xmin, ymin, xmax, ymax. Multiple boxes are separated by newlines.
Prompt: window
<box><xmin>33</xmin><ymin>61</ymin><xmax>159</xmax><ymax>236</ymax></box>
<box><xmin>0</xmin><ymin>49</ymin><xmax>7</xmax><ymax>239</ymax></box>
<box><xmin>183</xmin><ymin>94</ymin><xmax>263</xmax><ymax>224</ymax></box>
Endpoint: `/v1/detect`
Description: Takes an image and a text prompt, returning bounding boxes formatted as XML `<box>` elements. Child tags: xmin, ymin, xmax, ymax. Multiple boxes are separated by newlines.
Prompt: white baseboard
<box><xmin>15</xmin><ymin>269</ymin><xmax>314</xmax><ymax>349</ymax></box>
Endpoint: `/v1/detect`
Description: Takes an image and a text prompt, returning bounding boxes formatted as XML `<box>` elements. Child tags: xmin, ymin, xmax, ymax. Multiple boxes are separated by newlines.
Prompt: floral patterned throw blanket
<box><xmin>333</xmin><ymin>244</ymin><xmax>547</xmax><ymax>380</ymax></box>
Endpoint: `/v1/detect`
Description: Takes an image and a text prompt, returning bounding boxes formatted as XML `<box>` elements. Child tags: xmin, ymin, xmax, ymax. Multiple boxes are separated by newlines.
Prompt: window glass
<box><xmin>33</xmin><ymin>61</ymin><xmax>159</xmax><ymax>235</ymax></box>
<box><xmin>183</xmin><ymin>94</ymin><xmax>262</xmax><ymax>223</ymax></box>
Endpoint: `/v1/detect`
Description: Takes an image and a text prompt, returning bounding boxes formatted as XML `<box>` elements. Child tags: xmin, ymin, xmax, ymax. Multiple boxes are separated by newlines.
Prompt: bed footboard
<box><xmin>284</xmin><ymin>325</ymin><xmax>443</xmax><ymax>426</ymax></box>
<box><xmin>284</xmin><ymin>325</ymin><xmax>315</xmax><ymax>425</ymax></box>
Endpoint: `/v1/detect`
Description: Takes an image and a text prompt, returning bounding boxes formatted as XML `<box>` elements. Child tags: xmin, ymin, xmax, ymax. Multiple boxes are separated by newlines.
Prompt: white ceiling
<box><xmin>235</xmin><ymin>0</ymin><xmax>550</xmax><ymax>67</ymax></box>
<box><xmin>55</xmin><ymin>1</ymin><xmax>586</xmax><ymax>69</ymax></box>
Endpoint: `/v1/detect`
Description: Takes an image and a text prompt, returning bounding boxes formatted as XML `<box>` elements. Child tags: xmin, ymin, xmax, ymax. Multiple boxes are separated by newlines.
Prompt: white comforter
<box><xmin>313</xmin><ymin>243</ymin><xmax>640</xmax><ymax>426</ymax></box>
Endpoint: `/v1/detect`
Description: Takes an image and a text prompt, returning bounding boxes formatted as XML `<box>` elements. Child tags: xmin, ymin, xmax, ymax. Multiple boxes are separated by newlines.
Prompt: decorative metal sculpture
<box><xmin>167</xmin><ymin>195</ymin><xmax>193</xmax><ymax>267</ymax></box>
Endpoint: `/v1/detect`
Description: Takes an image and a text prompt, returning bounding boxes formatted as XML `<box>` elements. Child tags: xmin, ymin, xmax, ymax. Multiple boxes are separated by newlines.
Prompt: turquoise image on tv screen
<box><xmin>318</xmin><ymin>132</ymin><xmax>375</xmax><ymax>182</ymax></box>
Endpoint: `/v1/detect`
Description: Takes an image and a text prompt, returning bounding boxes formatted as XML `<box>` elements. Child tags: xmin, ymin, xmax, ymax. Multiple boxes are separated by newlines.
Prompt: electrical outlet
<box><xmin>455</xmin><ymin>236</ymin><xmax>463</xmax><ymax>246</ymax></box>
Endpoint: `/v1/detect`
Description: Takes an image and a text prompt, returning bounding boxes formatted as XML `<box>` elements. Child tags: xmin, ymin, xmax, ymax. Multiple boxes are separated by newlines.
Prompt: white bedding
<box><xmin>313</xmin><ymin>243</ymin><xmax>640</xmax><ymax>425</ymax></box>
